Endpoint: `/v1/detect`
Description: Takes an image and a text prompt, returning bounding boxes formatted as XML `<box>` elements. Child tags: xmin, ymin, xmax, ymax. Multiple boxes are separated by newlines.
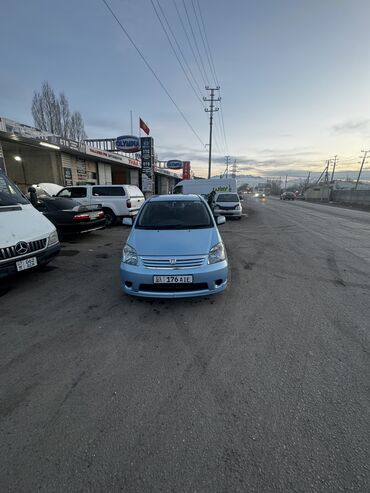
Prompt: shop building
<box><xmin>0</xmin><ymin>117</ymin><xmax>180</xmax><ymax>193</ymax></box>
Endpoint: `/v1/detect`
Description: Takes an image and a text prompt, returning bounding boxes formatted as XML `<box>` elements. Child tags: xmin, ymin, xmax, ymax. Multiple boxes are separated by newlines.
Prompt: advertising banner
<box><xmin>183</xmin><ymin>161</ymin><xmax>191</xmax><ymax>180</ymax></box>
<box><xmin>63</xmin><ymin>167</ymin><xmax>73</xmax><ymax>186</ymax></box>
<box><xmin>141</xmin><ymin>136</ymin><xmax>154</xmax><ymax>192</ymax></box>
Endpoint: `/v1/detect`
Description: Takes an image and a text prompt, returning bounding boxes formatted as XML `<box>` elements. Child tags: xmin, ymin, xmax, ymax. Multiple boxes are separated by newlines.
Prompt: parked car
<box><xmin>120</xmin><ymin>194</ymin><xmax>228</xmax><ymax>298</ymax></box>
<box><xmin>29</xmin><ymin>188</ymin><xmax>105</xmax><ymax>237</ymax></box>
<box><xmin>0</xmin><ymin>172</ymin><xmax>60</xmax><ymax>278</ymax></box>
<box><xmin>212</xmin><ymin>192</ymin><xmax>242</xmax><ymax>219</ymax></box>
<box><xmin>56</xmin><ymin>185</ymin><xmax>145</xmax><ymax>226</ymax></box>
<box><xmin>280</xmin><ymin>192</ymin><xmax>296</xmax><ymax>200</ymax></box>
<box><xmin>31</xmin><ymin>183</ymin><xmax>63</xmax><ymax>197</ymax></box>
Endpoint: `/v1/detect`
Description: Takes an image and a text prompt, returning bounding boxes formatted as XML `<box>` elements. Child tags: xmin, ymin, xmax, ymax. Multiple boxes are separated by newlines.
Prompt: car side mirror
<box><xmin>216</xmin><ymin>216</ymin><xmax>226</xmax><ymax>225</ymax></box>
<box><xmin>122</xmin><ymin>217</ymin><xmax>133</xmax><ymax>227</ymax></box>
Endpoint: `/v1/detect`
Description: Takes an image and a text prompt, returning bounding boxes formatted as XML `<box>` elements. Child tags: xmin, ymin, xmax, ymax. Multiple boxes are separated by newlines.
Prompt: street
<box><xmin>0</xmin><ymin>197</ymin><xmax>369</xmax><ymax>492</ymax></box>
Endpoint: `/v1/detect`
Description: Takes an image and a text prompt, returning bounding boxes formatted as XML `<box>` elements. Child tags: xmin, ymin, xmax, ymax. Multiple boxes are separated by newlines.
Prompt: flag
<box><xmin>139</xmin><ymin>118</ymin><xmax>150</xmax><ymax>135</ymax></box>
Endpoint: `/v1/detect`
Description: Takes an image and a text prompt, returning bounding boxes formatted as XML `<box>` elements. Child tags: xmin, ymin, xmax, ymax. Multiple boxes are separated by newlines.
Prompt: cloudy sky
<box><xmin>2</xmin><ymin>0</ymin><xmax>370</xmax><ymax>180</ymax></box>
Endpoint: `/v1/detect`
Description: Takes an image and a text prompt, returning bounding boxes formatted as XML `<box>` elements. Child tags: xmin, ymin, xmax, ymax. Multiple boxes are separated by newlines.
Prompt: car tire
<box><xmin>103</xmin><ymin>209</ymin><xmax>116</xmax><ymax>227</ymax></box>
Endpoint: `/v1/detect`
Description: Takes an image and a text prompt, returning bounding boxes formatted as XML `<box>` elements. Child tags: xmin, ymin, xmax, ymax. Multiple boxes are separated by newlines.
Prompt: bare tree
<box><xmin>70</xmin><ymin>111</ymin><xmax>87</xmax><ymax>141</ymax></box>
<box><xmin>59</xmin><ymin>92</ymin><xmax>71</xmax><ymax>139</ymax></box>
<box><xmin>31</xmin><ymin>81</ymin><xmax>87</xmax><ymax>141</ymax></box>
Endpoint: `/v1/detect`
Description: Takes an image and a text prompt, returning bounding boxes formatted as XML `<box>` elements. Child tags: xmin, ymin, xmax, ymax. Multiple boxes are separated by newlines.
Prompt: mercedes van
<box><xmin>0</xmin><ymin>172</ymin><xmax>60</xmax><ymax>278</ymax></box>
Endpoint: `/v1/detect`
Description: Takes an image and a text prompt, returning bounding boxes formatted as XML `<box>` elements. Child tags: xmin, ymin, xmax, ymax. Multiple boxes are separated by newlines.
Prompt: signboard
<box><xmin>85</xmin><ymin>146</ymin><xmax>141</xmax><ymax>168</ymax></box>
<box><xmin>63</xmin><ymin>167</ymin><xmax>73</xmax><ymax>186</ymax></box>
<box><xmin>167</xmin><ymin>159</ymin><xmax>183</xmax><ymax>170</ymax></box>
<box><xmin>141</xmin><ymin>136</ymin><xmax>154</xmax><ymax>192</ymax></box>
<box><xmin>116</xmin><ymin>135</ymin><xmax>140</xmax><ymax>153</ymax></box>
<box><xmin>77</xmin><ymin>160</ymin><xmax>87</xmax><ymax>181</ymax></box>
<box><xmin>183</xmin><ymin>161</ymin><xmax>191</xmax><ymax>180</ymax></box>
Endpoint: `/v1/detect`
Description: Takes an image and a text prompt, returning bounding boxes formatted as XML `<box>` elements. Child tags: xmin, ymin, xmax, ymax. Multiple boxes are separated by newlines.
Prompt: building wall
<box><xmin>305</xmin><ymin>185</ymin><xmax>331</xmax><ymax>201</ymax></box>
<box><xmin>332</xmin><ymin>189</ymin><xmax>370</xmax><ymax>207</ymax></box>
<box><xmin>3</xmin><ymin>146</ymin><xmax>62</xmax><ymax>191</ymax></box>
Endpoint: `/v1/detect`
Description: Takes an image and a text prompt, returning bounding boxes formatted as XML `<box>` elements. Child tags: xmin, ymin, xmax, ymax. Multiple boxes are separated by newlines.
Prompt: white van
<box><xmin>56</xmin><ymin>185</ymin><xmax>144</xmax><ymax>226</ymax></box>
<box><xmin>0</xmin><ymin>172</ymin><xmax>60</xmax><ymax>278</ymax></box>
<box><xmin>173</xmin><ymin>178</ymin><xmax>237</xmax><ymax>196</ymax></box>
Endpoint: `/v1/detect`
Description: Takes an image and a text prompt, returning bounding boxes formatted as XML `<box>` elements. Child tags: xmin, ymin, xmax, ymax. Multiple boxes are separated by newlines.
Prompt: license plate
<box><xmin>153</xmin><ymin>275</ymin><xmax>193</xmax><ymax>284</ymax></box>
<box><xmin>16</xmin><ymin>257</ymin><xmax>38</xmax><ymax>272</ymax></box>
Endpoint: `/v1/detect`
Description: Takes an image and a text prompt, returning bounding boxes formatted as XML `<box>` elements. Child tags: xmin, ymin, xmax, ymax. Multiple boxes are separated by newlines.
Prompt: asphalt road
<box><xmin>0</xmin><ymin>197</ymin><xmax>369</xmax><ymax>492</ymax></box>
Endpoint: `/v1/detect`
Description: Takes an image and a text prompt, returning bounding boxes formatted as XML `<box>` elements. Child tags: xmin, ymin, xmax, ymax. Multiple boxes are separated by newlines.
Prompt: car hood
<box><xmin>128</xmin><ymin>228</ymin><xmax>220</xmax><ymax>256</ymax></box>
<box><xmin>0</xmin><ymin>204</ymin><xmax>56</xmax><ymax>248</ymax></box>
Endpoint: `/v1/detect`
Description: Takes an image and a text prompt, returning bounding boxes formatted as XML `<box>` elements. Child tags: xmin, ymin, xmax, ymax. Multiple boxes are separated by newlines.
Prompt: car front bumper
<box><xmin>0</xmin><ymin>244</ymin><xmax>61</xmax><ymax>279</ymax></box>
<box><xmin>120</xmin><ymin>260</ymin><xmax>228</xmax><ymax>298</ymax></box>
<box><xmin>213</xmin><ymin>208</ymin><xmax>242</xmax><ymax>217</ymax></box>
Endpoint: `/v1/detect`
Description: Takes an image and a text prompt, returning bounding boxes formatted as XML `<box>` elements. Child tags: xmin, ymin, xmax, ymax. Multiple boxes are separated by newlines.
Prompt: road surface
<box><xmin>0</xmin><ymin>197</ymin><xmax>369</xmax><ymax>492</ymax></box>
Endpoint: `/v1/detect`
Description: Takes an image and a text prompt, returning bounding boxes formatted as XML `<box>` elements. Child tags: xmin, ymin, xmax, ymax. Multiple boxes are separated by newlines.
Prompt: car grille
<box><xmin>141</xmin><ymin>257</ymin><xmax>205</xmax><ymax>269</ymax></box>
<box><xmin>139</xmin><ymin>283</ymin><xmax>208</xmax><ymax>292</ymax></box>
<box><xmin>0</xmin><ymin>239</ymin><xmax>47</xmax><ymax>262</ymax></box>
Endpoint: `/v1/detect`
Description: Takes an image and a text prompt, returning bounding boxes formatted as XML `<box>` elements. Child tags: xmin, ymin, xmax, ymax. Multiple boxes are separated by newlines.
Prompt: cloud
<box><xmin>332</xmin><ymin>118</ymin><xmax>370</xmax><ymax>134</ymax></box>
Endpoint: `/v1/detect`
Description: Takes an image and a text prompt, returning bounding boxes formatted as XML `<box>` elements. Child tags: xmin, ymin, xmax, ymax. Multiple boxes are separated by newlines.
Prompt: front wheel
<box><xmin>103</xmin><ymin>209</ymin><xmax>116</xmax><ymax>227</ymax></box>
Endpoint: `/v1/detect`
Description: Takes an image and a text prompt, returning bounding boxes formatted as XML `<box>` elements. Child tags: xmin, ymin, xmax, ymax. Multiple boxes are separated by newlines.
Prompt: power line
<box><xmin>172</xmin><ymin>0</ymin><xmax>207</xmax><ymax>88</ymax></box>
<box><xmin>101</xmin><ymin>0</ymin><xmax>205</xmax><ymax>148</ymax></box>
<box><xmin>182</xmin><ymin>0</ymin><xmax>210</xmax><ymax>86</ymax></box>
<box><xmin>195</xmin><ymin>0</ymin><xmax>219</xmax><ymax>86</ymax></box>
<box><xmin>191</xmin><ymin>0</ymin><xmax>229</xmax><ymax>154</ymax></box>
<box><xmin>191</xmin><ymin>0</ymin><xmax>216</xmax><ymax>85</ymax></box>
<box><xmin>150</xmin><ymin>0</ymin><xmax>203</xmax><ymax>105</ymax></box>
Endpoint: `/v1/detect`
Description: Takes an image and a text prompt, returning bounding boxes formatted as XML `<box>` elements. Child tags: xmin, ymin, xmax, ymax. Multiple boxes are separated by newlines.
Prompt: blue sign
<box><xmin>116</xmin><ymin>135</ymin><xmax>140</xmax><ymax>153</ymax></box>
<box><xmin>167</xmin><ymin>159</ymin><xmax>183</xmax><ymax>169</ymax></box>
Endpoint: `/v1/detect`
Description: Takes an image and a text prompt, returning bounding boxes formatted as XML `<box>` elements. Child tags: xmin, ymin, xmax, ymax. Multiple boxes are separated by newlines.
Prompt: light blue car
<box><xmin>120</xmin><ymin>194</ymin><xmax>228</xmax><ymax>298</ymax></box>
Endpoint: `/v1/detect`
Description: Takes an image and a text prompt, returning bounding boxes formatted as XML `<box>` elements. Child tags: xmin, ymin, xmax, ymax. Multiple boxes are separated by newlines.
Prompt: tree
<box><xmin>31</xmin><ymin>81</ymin><xmax>87</xmax><ymax>141</ymax></box>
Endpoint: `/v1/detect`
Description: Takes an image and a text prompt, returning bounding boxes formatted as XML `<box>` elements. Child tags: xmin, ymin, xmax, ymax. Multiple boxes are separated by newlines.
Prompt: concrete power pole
<box><xmin>204</xmin><ymin>86</ymin><xmax>220</xmax><ymax>179</ymax></box>
<box><xmin>330</xmin><ymin>155</ymin><xmax>338</xmax><ymax>182</ymax></box>
<box><xmin>225</xmin><ymin>155</ymin><xmax>230</xmax><ymax>178</ymax></box>
<box><xmin>231</xmin><ymin>159</ymin><xmax>237</xmax><ymax>178</ymax></box>
<box><xmin>355</xmin><ymin>150</ymin><xmax>370</xmax><ymax>190</ymax></box>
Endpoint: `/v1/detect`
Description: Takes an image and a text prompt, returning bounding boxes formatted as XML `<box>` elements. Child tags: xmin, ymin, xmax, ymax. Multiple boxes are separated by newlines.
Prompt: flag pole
<box><xmin>130</xmin><ymin>110</ymin><xmax>133</xmax><ymax>134</ymax></box>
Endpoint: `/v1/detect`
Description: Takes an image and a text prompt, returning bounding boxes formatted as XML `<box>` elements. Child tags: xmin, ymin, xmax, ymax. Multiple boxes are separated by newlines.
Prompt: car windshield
<box><xmin>0</xmin><ymin>174</ymin><xmax>28</xmax><ymax>206</ymax></box>
<box><xmin>216</xmin><ymin>193</ymin><xmax>239</xmax><ymax>202</ymax></box>
<box><xmin>136</xmin><ymin>200</ymin><xmax>212</xmax><ymax>229</ymax></box>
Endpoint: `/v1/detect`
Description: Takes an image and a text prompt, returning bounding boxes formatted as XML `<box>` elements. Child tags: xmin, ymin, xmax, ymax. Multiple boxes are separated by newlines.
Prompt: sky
<box><xmin>1</xmin><ymin>0</ymin><xmax>370</xmax><ymax>181</ymax></box>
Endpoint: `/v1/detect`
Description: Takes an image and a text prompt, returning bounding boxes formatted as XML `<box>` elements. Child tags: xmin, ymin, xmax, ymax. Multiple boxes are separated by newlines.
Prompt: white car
<box><xmin>212</xmin><ymin>192</ymin><xmax>242</xmax><ymax>219</ymax></box>
<box><xmin>56</xmin><ymin>184</ymin><xmax>145</xmax><ymax>226</ymax></box>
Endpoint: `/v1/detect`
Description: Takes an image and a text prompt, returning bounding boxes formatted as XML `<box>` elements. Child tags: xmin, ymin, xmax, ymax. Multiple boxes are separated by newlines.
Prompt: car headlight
<box><xmin>236</xmin><ymin>204</ymin><xmax>242</xmax><ymax>210</ymax></box>
<box><xmin>208</xmin><ymin>242</ymin><xmax>226</xmax><ymax>264</ymax></box>
<box><xmin>48</xmin><ymin>230</ymin><xmax>59</xmax><ymax>246</ymax></box>
<box><xmin>122</xmin><ymin>244</ymin><xmax>138</xmax><ymax>265</ymax></box>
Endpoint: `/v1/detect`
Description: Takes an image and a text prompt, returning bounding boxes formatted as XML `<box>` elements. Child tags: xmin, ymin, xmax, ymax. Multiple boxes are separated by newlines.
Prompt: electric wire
<box><xmin>101</xmin><ymin>0</ymin><xmax>206</xmax><ymax>148</ymax></box>
<box><xmin>182</xmin><ymin>0</ymin><xmax>210</xmax><ymax>86</ymax></box>
<box><xmin>151</xmin><ymin>0</ymin><xmax>203</xmax><ymax>104</ymax></box>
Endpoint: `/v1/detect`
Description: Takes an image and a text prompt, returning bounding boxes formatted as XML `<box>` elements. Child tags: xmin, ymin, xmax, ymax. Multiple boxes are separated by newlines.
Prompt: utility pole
<box><xmin>204</xmin><ymin>86</ymin><xmax>220</xmax><ymax>179</ymax></box>
<box><xmin>284</xmin><ymin>175</ymin><xmax>288</xmax><ymax>190</ymax></box>
<box><xmin>225</xmin><ymin>155</ymin><xmax>230</xmax><ymax>178</ymax></box>
<box><xmin>330</xmin><ymin>155</ymin><xmax>338</xmax><ymax>182</ymax></box>
<box><xmin>231</xmin><ymin>159</ymin><xmax>237</xmax><ymax>178</ymax></box>
<box><xmin>355</xmin><ymin>150</ymin><xmax>370</xmax><ymax>189</ymax></box>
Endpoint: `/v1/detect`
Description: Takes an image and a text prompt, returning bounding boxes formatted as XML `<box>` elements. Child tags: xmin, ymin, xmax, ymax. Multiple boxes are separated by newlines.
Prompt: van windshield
<box><xmin>136</xmin><ymin>200</ymin><xmax>212</xmax><ymax>229</ymax></box>
<box><xmin>0</xmin><ymin>174</ymin><xmax>28</xmax><ymax>206</ymax></box>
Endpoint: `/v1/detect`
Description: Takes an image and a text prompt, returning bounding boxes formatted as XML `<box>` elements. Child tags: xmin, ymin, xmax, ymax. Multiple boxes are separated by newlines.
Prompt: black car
<box><xmin>280</xmin><ymin>192</ymin><xmax>296</xmax><ymax>200</ymax></box>
<box><xmin>29</xmin><ymin>190</ymin><xmax>105</xmax><ymax>237</ymax></box>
